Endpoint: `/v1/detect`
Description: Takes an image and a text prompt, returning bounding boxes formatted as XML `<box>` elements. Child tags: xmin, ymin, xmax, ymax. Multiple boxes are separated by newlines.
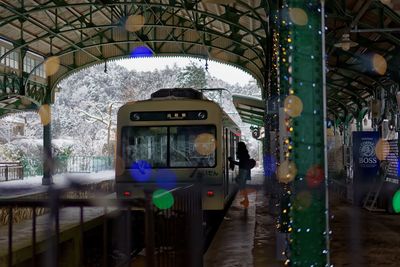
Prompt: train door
<box><xmin>230</xmin><ymin>131</ymin><xmax>236</xmax><ymax>182</ymax></box>
<box><xmin>224</xmin><ymin>127</ymin><xmax>229</xmax><ymax>196</ymax></box>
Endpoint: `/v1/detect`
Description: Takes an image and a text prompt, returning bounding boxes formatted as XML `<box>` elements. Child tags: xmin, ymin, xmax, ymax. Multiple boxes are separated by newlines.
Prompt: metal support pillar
<box><xmin>356</xmin><ymin>119</ymin><xmax>362</xmax><ymax>131</ymax></box>
<box><xmin>42</xmin><ymin>121</ymin><xmax>53</xmax><ymax>185</ymax></box>
<box><xmin>42</xmin><ymin>72</ymin><xmax>53</xmax><ymax>185</ymax></box>
<box><xmin>285</xmin><ymin>0</ymin><xmax>329</xmax><ymax>265</ymax></box>
<box><xmin>263</xmin><ymin>16</ymin><xmax>274</xmax><ymax>185</ymax></box>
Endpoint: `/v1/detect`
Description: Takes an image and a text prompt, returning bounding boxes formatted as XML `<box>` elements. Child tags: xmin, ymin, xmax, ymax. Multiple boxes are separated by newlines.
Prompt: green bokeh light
<box><xmin>152</xmin><ymin>189</ymin><xmax>174</xmax><ymax>210</ymax></box>
<box><xmin>392</xmin><ymin>190</ymin><xmax>400</xmax><ymax>213</ymax></box>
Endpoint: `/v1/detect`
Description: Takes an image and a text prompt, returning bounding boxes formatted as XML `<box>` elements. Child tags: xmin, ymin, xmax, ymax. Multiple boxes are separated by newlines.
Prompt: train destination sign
<box><xmin>130</xmin><ymin>110</ymin><xmax>208</xmax><ymax>121</ymax></box>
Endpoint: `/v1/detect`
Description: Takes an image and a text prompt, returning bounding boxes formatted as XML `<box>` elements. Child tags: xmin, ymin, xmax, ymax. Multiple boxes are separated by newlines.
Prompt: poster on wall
<box><xmin>386</xmin><ymin>139</ymin><xmax>399</xmax><ymax>184</ymax></box>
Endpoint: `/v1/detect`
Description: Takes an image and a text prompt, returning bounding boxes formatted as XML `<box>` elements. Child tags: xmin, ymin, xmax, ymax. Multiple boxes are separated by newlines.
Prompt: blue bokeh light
<box><xmin>156</xmin><ymin>169</ymin><xmax>177</xmax><ymax>189</ymax></box>
<box><xmin>263</xmin><ymin>154</ymin><xmax>277</xmax><ymax>177</ymax></box>
<box><xmin>129</xmin><ymin>160</ymin><xmax>152</xmax><ymax>182</ymax></box>
<box><xmin>397</xmin><ymin>157</ymin><xmax>400</xmax><ymax>177</ymax></box>
<box><xmin>130</xmin><ymin>46</ymin><xmax>153</xmax><ymax>58</ymax></box>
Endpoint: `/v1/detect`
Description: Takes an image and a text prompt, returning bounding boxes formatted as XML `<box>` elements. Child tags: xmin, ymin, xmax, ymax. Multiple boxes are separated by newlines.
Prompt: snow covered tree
<box><xmin>176</xmin><ymin>61</ymin><xmax>207</xmax><ymax>89</ymax></box>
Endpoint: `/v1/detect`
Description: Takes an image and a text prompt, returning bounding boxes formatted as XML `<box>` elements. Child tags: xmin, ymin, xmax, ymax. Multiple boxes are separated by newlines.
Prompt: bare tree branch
<box><xmin>76</xmin><ymin>108</ymin><xmax>108</xmax><ymax>126</ymax></box>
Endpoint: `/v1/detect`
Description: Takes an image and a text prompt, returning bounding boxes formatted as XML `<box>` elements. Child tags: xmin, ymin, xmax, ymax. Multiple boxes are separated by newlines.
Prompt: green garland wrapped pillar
<box><xmin>278</xmin><ymin>0</ymin><xmax>330</xmax><ymax>265</ymax></box>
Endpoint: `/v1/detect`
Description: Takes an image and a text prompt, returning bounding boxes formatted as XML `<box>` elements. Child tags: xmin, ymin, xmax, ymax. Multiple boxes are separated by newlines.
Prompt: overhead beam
<box><xmin>350</xmin><ymin>0</ymin><xmax>374</xmax><ymax>29</ymax></box>
<box><xmin>0</xmin><ymin>2</ymin><xmax>102</xmax><ymax>61</ymax></box>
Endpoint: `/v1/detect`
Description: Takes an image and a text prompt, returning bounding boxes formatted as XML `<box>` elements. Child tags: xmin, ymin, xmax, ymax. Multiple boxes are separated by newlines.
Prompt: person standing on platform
<box><xmin>229</xmin><ymin>141</ymin><xmax>251</xmax><ymax>208</ymax></box>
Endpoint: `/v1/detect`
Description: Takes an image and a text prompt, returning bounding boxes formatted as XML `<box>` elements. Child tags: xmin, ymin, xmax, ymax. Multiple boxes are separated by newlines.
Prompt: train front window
<box><xmin>169</xmin><ymin>126</ymin><xmax>216</xmax><ymax>167</ymax></box>
<box><xmin>121</xmin><ymin>127</ymin><xmax>168</xmax><ymax>168</ymax></box>
<box><xmin>121</xmin><ymin>125</ymin><xmax>216</xmax><ymax>168</ymax></box>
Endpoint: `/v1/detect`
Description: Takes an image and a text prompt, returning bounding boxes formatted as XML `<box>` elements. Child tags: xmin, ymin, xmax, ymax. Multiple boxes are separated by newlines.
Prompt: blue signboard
<box><xmin>352</xmin><ymin>131</ymin><xmax>380</xmax><ymax>178</ymax></box>
<box><xmin>352</xmin><ymin>131</ymin><xmax>380</xmax><ymax>205</ymax></box>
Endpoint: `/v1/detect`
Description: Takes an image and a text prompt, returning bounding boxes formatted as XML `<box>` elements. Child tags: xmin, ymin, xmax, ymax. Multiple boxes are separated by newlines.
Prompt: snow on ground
<box><xmin>0</xmin><ymin>170</ymin><xmax>114</xmax><ymax>198</ymax></box>
<box><xmin>0</xmin><ymin>167</ymin><xmax>265</xmax><ymax>198</ymax></box>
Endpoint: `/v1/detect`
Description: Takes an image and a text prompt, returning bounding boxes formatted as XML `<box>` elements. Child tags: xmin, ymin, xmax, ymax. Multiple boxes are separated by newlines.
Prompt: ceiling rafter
<box><xmin>1</xmin><ymin>1</ymin><xmax>267</xmax><ymax>48</ymax></box>
<box><xmin>1</xmin><ymin>2</ymin><xmax>102</xmax><ymax>61</ymax></box>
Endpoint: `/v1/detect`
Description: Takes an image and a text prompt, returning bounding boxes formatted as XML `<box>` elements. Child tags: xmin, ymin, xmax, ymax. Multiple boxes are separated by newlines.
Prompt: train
<box><xmin>115</xmin><ymin>88</ymin><xmax>241</xmax><ymax>210</ymax></box>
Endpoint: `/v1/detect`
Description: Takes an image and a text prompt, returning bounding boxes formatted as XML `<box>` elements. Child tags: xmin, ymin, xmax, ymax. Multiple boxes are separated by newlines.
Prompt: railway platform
<box><xmin>204</xmin><ymin>170</ymin><xmax>400</xmax><ymax>267</ymax></box>
<box><xmin>204</xmin><ymin>168</ymin><xmax>282</xmax><ymax>267</ymax></box>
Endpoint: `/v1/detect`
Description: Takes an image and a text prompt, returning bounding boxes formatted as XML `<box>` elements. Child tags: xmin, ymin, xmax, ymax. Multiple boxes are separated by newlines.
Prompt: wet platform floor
<box><xmin>204</xmin><ymin>170</ymin><xmax>283</xmax><ymax>267</ymax></box>
<box><xmin>202</xmin><ymin>173</ymin><xmax>400</xmax><ymax>267</ymax></box>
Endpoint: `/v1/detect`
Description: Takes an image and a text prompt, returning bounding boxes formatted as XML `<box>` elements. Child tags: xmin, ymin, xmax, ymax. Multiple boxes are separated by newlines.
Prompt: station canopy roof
<box><xmin>0</xmin><ymin>0</ymin><xmax>268</xmax><ymax>90</ymax></box>
<box><xmin>1</xmin><ymin>0</ymin><xmax>400</xmax><ymax>120</ymax></box>
<box><xmin>232</xmin><ymin>94</ymin><xmax>264</xmax><ymax>127</ymax></box>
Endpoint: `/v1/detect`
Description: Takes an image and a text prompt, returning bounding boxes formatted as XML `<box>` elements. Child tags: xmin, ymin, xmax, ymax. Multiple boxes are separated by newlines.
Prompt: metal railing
<box><xmin>0</xmin><ymin>183</ymin><xmax>203</xmax><ymax>267</ymax></box>
<box><xmin>21</xmin><ymin>156</ymin><xmax>114</xmax><ymax>177</ymax></box>
<box><xmin>55</xmin><ymin>156</ymin><xmax>113</xmax><ymax>174</ymax></box>
<box><xmin>148</xmin><ymin>185</ymin><xmax>203</xmax><ymax>267</ymax></box>
<box><xmin>0</xmin><ymin>162</ymin><xmax>23</xmax><ymax>182</ymax></box>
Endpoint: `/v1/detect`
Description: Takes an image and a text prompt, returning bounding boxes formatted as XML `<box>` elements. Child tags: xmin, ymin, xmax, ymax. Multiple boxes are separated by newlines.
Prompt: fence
<box><xmin>0</xmin><ymin>183</ymin><xmax>203</xmax><ymax>267</ymax></box>
<box><xmin>22</xmin><ymin>156</ymin><xmax>114</xmax><ymax>177</ymax></box>
<box><xmin>0</xmin><ymin>162</ymin><xmax>23</xmax><ymax>182</ymax></box>
<box><xmin>149</xmin><ymin>184</ymin><xmax>203</xmax><ymax>267</ymax></box>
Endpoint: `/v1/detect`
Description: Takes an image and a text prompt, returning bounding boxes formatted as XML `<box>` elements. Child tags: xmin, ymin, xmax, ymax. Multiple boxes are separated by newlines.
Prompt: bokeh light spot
<box><xmin>38</xmin><ymin>104</ymin><xmax>51</xmax><ymax>126</ymax></box>
<box><xmin>380</xmin><ymin>0</ymin><xmax>392</xmax><ymax>6</ymax></box>
<box><xmin>44</xmin><ymin>56</ymin><xmax>60</xmax><ymax>76</ymax></box>
<box><xmin>289</xmin><ymin>8</ymin><xmax>308</xmax><ymax>26</ymax></box>
<box><xmin>263</xmin><ymin>154</ymin><xmax>277</xmax><ymax>177</ymax></box>
<box><xmin>372</xmin><ymin>54</ymin><xmax>387</xmax><ymax>75</ymax></box>
<box><xmin>115</xmin><ymin>156</ymin><xmax>126</xmax><ymax>176</ymax></box>
<box><xmin>305</xmin><ymin>165</ymin><xmax>324</xmax><ymax>188</ymax></box>
<box><xmin>194</xmin><ymin>133</ymin><xmax>216</xmax><ymax>156</ymax></box>
<box><xmin>397</xmin><ymin>158</ymin><xmax>400</xmax><ymax>177</ymax></box>
<box><xmin>130</xmin><ymin>46</ymin><xmax>153</xmax><ymax>58</ymax></box>
<box><xmin>277</xmin><ymin>160</ymin><xmax>297</xmax><ymax>184</ymax></box>
<box><xmin>392</xmin><ymin>190</ymin><xmax>400</xmax><ymax>213</ymax></box>
<box><xmin>129</xmin><ymin>160</ymin><xmax>152</xmax><ymax>182</ymax></box>
<box><xmin>284</xmin><ymin>95</ymin><xmax>303</xmax><ymax>117</ymax></box>
<box><xmin>152</xmin><ymin>189</ymin><xmax>174</xmax><ymax>210</ymax></box>
<box><xmin>375</xmin><ymin>139</ymin><xmax>390</xmax><ymax>161</ymax></box>
<box><xmin>156</xmin><ymin>169</ymin><xmax>177</xmax><ymax>189</ymax></box>
<box><xmin>293</xmin><ymin>190</ymin><xmax>312</xmax><ymax>211</ymax></box>
<box><xmin>125</xmin><ymin>15</ymin><xmax>145</xmax><ymax>32</ymax></box>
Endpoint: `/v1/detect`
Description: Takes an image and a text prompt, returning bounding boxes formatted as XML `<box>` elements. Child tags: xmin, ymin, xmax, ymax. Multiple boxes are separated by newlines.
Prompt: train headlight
<box><xmin>131</xmin><ymin>113</ymin><xmax>140</xmax><ymax>120</ymax></box>
<box><xmin>197</xmin><ymin>111</ymin><xmax>206</xmax><ymax>120</ymax></box>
